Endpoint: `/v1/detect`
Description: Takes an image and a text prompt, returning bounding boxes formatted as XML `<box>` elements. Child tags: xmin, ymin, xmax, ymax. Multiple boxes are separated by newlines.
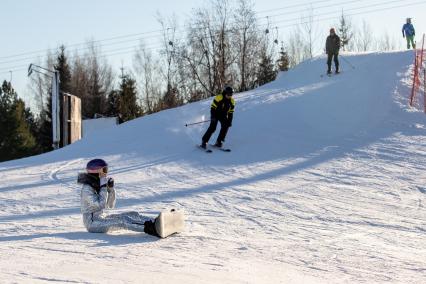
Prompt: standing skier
<box><xmin>77</xmin><ymin>158</ymin><xmax>159</xmax><ymax>236</ymax></box>
<box><xmin>402</xmin><ymin>18</ymin><xmax>416</xmax><ymax>49</ymax></box>
<box><xmin>326</xmin><ymin>28</ymin><xmax>341</xmax><ymax>75</ymax></box>
<box><xmin>201</xmin><ymin>86</ymin><xmax>235</xmax><ymax>149</ymax></box>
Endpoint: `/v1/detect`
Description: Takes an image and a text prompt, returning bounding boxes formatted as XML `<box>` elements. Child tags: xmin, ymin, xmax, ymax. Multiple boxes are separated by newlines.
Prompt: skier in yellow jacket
<box><xmin>201</xmin><ymin>86</ymin><xmax>235</xmax><ymax>149</ymax></box>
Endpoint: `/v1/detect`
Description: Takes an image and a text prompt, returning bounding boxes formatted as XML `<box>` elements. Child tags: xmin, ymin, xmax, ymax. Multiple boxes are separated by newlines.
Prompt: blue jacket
<box><xmin>402</xmin><ymin>23</ymin><xmax>415</xmax><ymax>37</ymax></box>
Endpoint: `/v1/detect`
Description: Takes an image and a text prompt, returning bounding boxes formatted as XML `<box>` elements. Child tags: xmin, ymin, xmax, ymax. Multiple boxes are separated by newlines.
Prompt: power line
<box><xmin>0</xmin><ymin>0</ymin><xmax>393</xmax><ymax>63</ymax></box>
<box><xmin>0</xmin><ymin>0</ymin><xmax>424</xmax><ymax>75</ymax></box>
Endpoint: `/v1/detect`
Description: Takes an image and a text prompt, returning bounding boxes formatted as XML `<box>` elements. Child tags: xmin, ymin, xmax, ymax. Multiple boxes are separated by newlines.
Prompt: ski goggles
<box><xmin>87</xmin><ymin>166</ymin><xmax>108</xmax><ymax>174</ymax></box>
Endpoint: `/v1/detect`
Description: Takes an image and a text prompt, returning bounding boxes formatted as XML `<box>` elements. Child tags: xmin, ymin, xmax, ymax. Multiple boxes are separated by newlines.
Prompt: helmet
<box><xmin>223</xmin><ymin>86</ymin><xmax>233</xmax><ymax>96</ymax></box>
<box><xmin>330</xmin><ymin>28</ymin><xmax>335</xmax><ymax>33</ymax></box>
<box><xmin>407</xmin><ymin>18</ymin><xmax>411</xmax><ymax>23</ymax></box>
<box><xmin>86</xmin><ymin>159</ymin><xmax>108</xmax><ymax>174</ymax></box>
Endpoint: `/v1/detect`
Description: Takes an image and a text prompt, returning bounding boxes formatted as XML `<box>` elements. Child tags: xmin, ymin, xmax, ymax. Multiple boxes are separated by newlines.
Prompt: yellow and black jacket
<box><xmin>211</xmin><ymin>94</ymin><xmax>235</xmax><ymax>122</ymax></box>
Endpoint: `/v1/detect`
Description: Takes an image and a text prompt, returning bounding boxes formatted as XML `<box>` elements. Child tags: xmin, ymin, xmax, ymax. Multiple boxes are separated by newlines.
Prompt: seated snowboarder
<box><xmin>77</xmin><ymin>158</ymin><xmax>159</xmax><ymax>237</ymax></box>
<box><xmin>201</xmin><ymin>86</ymin><xmax>235</xmax><ymax>149</ymax></box>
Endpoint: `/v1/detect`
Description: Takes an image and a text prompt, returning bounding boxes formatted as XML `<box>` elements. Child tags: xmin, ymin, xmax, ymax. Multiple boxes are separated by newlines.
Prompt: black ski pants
<box><xmin>327</xmin><ymin>52</ymin><xmax>339</xmax><ymax>72</ymax></box>
<box><xmin>202</xmin><ymin>117</ymin><xmax>229</xmax><ymax>144</ymax></box>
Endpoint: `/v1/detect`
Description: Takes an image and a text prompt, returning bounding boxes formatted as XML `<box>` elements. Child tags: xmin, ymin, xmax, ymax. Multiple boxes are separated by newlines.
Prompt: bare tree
<box><xmin>231</xmin><ymin>0</ymin><xmax>260</xmax><ymax>91</ymax></box>
<box><xmin>300</xmin><ymin>6</ymin><xmax>320</xmax><ymax>59</ymax></box>
<box><xmin>133</xmin><ymin>41</ymin><xmax>162</xmax><ymax>113</ymax></box>
<box><xmin>27</xmin><ymin>52</ymin><xmax>55</xmax><ymax>116</ymax></box>
<box><xmin>354</xmin><ymin>20</ymin><xmax>374</xmax><ymax>52</ymax></box>
<box><xmin>287</xmin><ymin>25</ymin><xmax>305</xmax><ymax>67</ymax></box>
<box><xmin>184</xmin><ymin>0</ymin><xmax>234</xmax><ymax>96</ymax></box>
<box><xmin>70</xmin><ymin>41</ymin><xmax>114</xmax><ymax>118</ymax></box>
<box><xmin>377</xmin><ymin>31</ymin><xmax>400</xmax><ymax>51</ymax></box>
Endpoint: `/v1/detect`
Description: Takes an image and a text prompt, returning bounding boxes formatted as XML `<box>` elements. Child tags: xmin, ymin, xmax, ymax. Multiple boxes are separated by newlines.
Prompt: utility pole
<box><xmin>28</xmin><ymin>63</ymin><xmax>61</xmax><ymax>150</ymax></box>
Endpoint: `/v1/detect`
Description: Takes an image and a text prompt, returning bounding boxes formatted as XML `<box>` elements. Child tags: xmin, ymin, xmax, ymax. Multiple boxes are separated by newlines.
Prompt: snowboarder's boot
<box><xmin>200</xmin><ymin>141</ymin><xmax>207</xmax><ymax>149</ymax></box>
<box><xmin>335</xmin><ymin>70</ymin><xmax>340</xmax><ymax>74</ymax></box>
<box><xmin>214</xmin><ymin>141</ymin><xmax>222</xmax><ymax>148</ymax></box>
<box><xmin>327</xmin><ymin>70</ymin><xmax>332</xmax><ymax>75</ymax></box>
<box><xmin>144</xmin><ymin>220</ymin><xmax>160</xmax><ymax>237</ymax></box>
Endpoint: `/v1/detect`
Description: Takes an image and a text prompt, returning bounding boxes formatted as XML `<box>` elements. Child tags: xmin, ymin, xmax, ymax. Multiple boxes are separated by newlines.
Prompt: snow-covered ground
<box><xmin>1</xmin><ymin>51</ymin><xmax>425</xmax><ymax>284</ymax></box>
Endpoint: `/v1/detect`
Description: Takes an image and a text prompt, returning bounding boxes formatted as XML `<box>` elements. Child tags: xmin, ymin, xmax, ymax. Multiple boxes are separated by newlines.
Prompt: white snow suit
<box><xmin>80</xmin><ymin>174</ymin><xmax>150</xmax><ymax>233</ymax></box>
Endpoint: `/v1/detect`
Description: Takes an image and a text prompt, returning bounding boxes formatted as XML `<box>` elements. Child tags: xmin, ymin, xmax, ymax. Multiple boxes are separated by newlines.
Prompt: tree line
<box><xmin>0</xmin><ymin>0</ymin><xmax>403</xmax><ymax>162</ymax></box>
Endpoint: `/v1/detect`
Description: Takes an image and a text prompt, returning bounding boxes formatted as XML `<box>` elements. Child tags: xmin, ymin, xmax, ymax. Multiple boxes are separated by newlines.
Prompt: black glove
<box><xmin>227</xmin><ymin>113</ymin><xmax>233</xmax><ymax>127</ymax></box>
<box><xmin>107</xmin><ymin>177</ymin><xmax>114</xmax><ymax>188</ymax></box>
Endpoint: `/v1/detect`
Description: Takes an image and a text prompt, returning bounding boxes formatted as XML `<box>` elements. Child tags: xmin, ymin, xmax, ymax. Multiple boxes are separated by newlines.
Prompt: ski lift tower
<box><xmin>28</xmin><ymin>64</ymin><xmax>61</xmax><ymax>150</ymax></box>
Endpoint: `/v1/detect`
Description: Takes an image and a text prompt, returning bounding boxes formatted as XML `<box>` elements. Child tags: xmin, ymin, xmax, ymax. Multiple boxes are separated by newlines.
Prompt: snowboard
<box><xmin>155</xmin><ymin>209</ymin><xmax>185</xmax><ymax>238</ymax></box>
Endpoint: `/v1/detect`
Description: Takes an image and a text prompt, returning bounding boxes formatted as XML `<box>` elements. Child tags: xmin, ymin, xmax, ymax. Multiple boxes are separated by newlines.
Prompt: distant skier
<box><xmin>326</xmin><ymin>28</ymin><xmax>341</xmax><ymax>75</ymax></box>
<box><xmin>77</xmin><ymin>158</ymin><xmax>159</xmax><ymax>237</ymax></box>
<box><xmin>402</xmin><ymin>18</ymin><xmax>416</xmax><ymax>49</ymax></box>
<box><xmin>201</xmin><ymin>86</ymin><xmax>235</xmax><ymax>149</ymax></box>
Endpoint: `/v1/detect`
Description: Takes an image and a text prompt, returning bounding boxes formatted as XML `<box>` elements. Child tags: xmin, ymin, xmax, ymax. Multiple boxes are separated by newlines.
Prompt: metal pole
<box><xmin>185</xmin><ymin>120</ymin><xmax>210</xmax><ymax>127</ymax></box>
<box><xmin>51</xmin><ymin>71</ymin><xmax>61</xmax><ymax>149</ymax></box>
<box><xmin>340</xmin><ymin>55</ymin><xmax>355</xmax><ymax>69</ymax></box>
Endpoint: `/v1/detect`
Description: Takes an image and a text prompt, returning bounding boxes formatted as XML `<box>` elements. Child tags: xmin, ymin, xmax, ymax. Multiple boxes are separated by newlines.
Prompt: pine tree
<box><xmin>55</xmin><ymin>45</ymin><xmax>72</xmax><ymax>94</ymax></box>
<box><xmin>0</xmin><ymin>81</ymin><xmax>37</xmax><ymax>162</ymax></box>
<box><xmin>276</xmin><ymin>45</ymin><xmax>290</xmax><ymax>72</ymax></box>
<box><xmin>116</xmin><ymin>73</ymin><xmax>142</xmax><ymax>122</ymax></box>
<box><xmin>257</xmin><ymin>50</ymin><xmax>277</xmax><ymax>87</ymax></box>
<box><xmin>338</xmin><ymin>11</ymin><xmax>353</xmax><ymax>51</ymax></box>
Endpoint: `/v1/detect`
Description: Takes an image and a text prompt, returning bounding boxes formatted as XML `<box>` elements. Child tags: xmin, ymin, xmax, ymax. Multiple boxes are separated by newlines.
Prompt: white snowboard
<box><xmin>155</xmin><ymin>209</ymin><xmax>185</xmax><ymax>238</ymax></box>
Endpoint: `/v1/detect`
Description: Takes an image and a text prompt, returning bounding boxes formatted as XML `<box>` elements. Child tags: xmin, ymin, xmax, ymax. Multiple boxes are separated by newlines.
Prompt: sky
<box><xmin>0</xmin><ymin>0</ymin><xmax>425</xmax><ymax>111</ymax></box>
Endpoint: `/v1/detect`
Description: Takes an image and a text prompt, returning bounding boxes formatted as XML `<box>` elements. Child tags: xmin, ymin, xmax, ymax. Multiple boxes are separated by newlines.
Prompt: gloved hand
<box><xmin>403</xmin><ymin>34</ymin><xmax>405</xmax><ymax>38</ymax></box>
<box><xmin>227</xmin><ymin>113</ymin><xmax>233</xmax><ymax>127</ymax></box>
<box><xmin>100</xmin><ymin>177</ymin><xmax>114</xmax><ymax>189</ymax></box>
<box><xmin>107</xmin><ymin>177</ymin><xmax>114</xmax><ymax>188</ymax></box>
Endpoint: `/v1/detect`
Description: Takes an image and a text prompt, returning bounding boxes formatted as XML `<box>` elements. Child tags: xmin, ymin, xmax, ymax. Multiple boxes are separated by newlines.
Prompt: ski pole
<box><xmin>340</xmin><ymin>55</ymin><xmax>355</xmax><ymax>69</ymax></box>
<box><xmin>185</xmin><ymin>120</ymin><xmax>210</xmax><ymax>127</ymax></box>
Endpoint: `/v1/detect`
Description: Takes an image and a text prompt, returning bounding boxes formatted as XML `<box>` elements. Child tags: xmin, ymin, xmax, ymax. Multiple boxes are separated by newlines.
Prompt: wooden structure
<box><xmin>62</xmin><ymin>93</ymin><xmax>82</xmax><ymax>147</ymax></box>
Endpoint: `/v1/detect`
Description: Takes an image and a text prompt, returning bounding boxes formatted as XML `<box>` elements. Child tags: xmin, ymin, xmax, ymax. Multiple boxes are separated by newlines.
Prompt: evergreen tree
<box><xmin>338</xmin><ymin>11</ymin><xmax>353</xmax><ymax>51</ymax></box>
<box><xmin>55</xmin><ymin>45</ymin><xmax>72</xmax><ymax>93</ymax></box>
<box><xmin>257</xmin><ymin>50</ymin><xmax>276</xmax><ymax>87</ymax></box>
<box><xmin>277</xmin><ymin>45</ymin><xmax>290</xmax><ymax>72</ymax></box>
<box><xmin>116</xmin><ymin>73</ymin><xmax>142</xmax><ymax>122</ymax></box>
<box><xmin>0</xmin><ymin>81</ymin><xmax>37</xmax><ymax>162</ymax></box>
<box><xmin>106</xmin><ymin>89</ymin><xmax>120</xmax><ymax>117</ymax></box>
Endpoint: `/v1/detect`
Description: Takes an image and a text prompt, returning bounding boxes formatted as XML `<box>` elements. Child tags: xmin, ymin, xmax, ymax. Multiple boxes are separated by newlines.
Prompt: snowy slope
<box><xmin>1</xmin><ymin>51</ymin><xmax>426</xmax><ymax>284</ymax></box>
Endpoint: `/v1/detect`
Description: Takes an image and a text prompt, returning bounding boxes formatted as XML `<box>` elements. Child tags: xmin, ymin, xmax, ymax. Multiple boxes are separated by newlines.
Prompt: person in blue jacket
<box><xmin>402</xmin><ymin>18</ymin><xmax>416</xmax><ymax>49</ymax></box>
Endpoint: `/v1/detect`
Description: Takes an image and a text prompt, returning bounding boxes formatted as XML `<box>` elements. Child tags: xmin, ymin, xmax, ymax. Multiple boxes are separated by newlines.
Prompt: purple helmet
<box><xmin>86</xmin><ymin>159</ymin><xmax>108</xmax><ymax>174</ymax></box>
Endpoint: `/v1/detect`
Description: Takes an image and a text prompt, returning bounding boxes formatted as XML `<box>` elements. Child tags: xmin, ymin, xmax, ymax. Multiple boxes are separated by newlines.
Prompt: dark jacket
<box><xmin>326</xmin><ymin>34</ymin><xmax>341</xmax><ymax>54</ymax></box>
<box><xmin>210</xmin><ymin>94</ymin><xmax>235</xmax><ymax>123</ymax></box>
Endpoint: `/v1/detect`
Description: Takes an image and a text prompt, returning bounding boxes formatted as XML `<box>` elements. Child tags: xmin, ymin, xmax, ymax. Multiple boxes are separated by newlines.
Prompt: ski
<box><xmin>210</xmin><ymin>145</ymin><xmax>231</xmax><ymax>152</ymax></box>
<box><xmin>321</xmin><ymin>71</ymin><xmax>341</xmax><ymax>78</ymax></box>
<box><xmin>197</xmin><ymin>145</ymin><xmax>212</xmax><ymax>153</ymax></box>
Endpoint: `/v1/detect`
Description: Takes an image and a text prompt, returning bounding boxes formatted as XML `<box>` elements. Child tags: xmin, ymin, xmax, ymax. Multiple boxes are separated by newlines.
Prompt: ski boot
<box><xmin>214</xmin><ymin>141</ymin><xmax>222</xmax><ymax>148</ymax></box>
<box><xmin>144</xmin><ymin>220</ymin><xmax>160</xmax><ymax>237</ymax></box>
